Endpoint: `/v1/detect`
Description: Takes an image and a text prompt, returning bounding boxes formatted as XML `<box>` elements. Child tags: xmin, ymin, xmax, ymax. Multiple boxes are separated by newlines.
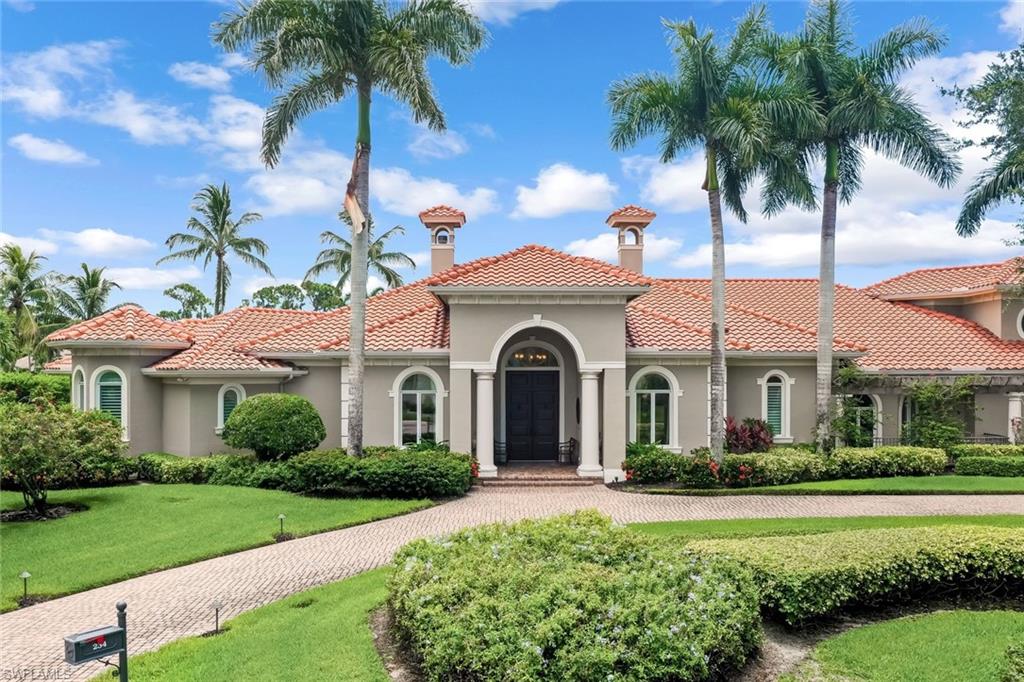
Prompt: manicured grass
<box><xmin>1</xmin><ymin>484</ymin><xmax>430</xmax><ymax>612</ymax></box>
<box><xmin>632</xmin><ymin>513</ymin><xmax>1024</xmax><ymax>540</ymax></box>
<box><xmin>117</xmin><ymin>568</ymin><xmax>392</xmax><ymax>682</ymax></box>
<box><xmin>787</xmin><ymin>610</ymin><xmax>1024</xmax><ymax>682</ymax></box>
<box><xmin>642</xmin><ymin>475</ymin><xmax>1024</xmax><ymax>495</ymax></box>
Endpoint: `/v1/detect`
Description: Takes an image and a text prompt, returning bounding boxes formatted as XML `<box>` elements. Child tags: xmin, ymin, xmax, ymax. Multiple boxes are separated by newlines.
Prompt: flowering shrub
<box><xmin>691</xmin><ymin>526</ymin><xmax>1024</xmax><ymax>625</ymax></box>
<box><xmin>725</xmin><ymin>417</ymin><xmax>774</xmax><ymax>453</ymax></box>
<box><xmin>390</xmin><ymin>512</ymin><xmax>761</xmax><ymax>681</ymax></box>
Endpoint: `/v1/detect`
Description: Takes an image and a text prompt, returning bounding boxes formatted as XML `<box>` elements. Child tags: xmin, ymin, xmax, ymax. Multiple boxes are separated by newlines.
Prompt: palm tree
<box><xmin>766</xmin><ymin>0</ymin><xmax>960</xmax><ymax>452</ymax></box>
<box><xmin>0</xmin><ymin>244</ymin><xmax>53</xmax><ymax>354</ymax></box>
<box><xmin>306</xmin><ymin>212</ymin><xmax>416</xmax><ymax>292</ymax></box>
<box><xmin>56</xmin><ymin>263</ymin><xmax>121</xmax><ymax>321</ymax></box>
<box><xmin>609</xmin><ymin>8</ymin><xmax>820</xmax><ymax>462</ymax></box>
<box><xmin>158</xmin><ymin>183</ymin><xmax>272</xmax><ymax>315</ymax></box>
<box><xmin>214</xmin><ymin>0</ymin><xmax>486</xmax><ymax>456</ymax></box>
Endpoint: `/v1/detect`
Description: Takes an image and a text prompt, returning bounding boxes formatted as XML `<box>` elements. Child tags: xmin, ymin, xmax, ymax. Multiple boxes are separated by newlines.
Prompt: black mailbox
<box><xmin>64</xmin><ymin>625</ymin><xmax>126</xmax><ymax>665</ymax></box>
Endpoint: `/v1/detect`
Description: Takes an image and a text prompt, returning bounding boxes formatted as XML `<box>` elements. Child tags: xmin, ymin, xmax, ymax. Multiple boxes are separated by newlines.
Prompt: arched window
<box><xmin>72</xmin><ymin>368</ymin><xmax>85</xmax><ymax>410</ymax></box>
<box><xmin>399</xmin><ymin>373</ymin><xmax>438</xmax><ymax>445</ymax></box>
<box><xmin>434</xmin><ymin>227</ymin><xmax>450</xmax><ymax>245</ymax></box>
<box><xmin>758</xmin><ymin>370</ymin><xmax>794</xmax><ymax>441</ymax></box>
<box><xmin>91</xmin><ymin>366</ymin><xmax>128</xmax><ymax>439</ymax></box>
<box><xmin>628</xmin><ymin>367</ymin><xmax>680</xmax><ymax>450</ymax></box>
<box><xmin>900</xmin><ymin>396</ymin><xmax>917</xmax><ymax>431</ymax></box>
<box><xmin>218</xmin><ymin>384</ymin><xmax>246</xmax><ymax>432</ymax></box>
<box><xmin>846</xmin><ymin>394</ymin><xmax>879</xmax><ymax>447</ymax></box>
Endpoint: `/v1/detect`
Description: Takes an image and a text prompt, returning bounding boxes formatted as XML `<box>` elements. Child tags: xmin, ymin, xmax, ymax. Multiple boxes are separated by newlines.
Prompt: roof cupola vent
<box><xmin>419</xmin><ymin>205</ymin><xmax>467</xmax><ymax>275</ymax></box>
<box><xmin>606</xmin><ymin>204</ymin><xmax>656</xmax><ymax>273</ymax></box>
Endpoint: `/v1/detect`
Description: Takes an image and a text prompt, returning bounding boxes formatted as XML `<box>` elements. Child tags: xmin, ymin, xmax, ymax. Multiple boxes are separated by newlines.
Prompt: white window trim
<box><xmin>72</xmin><ymin>367</ymin><xmax>86</xmax><ymax>411</ymax></box>
<box><xmin>1017</xmin><ymin>308</ymin><xmax>1024</xmax><ymax>339</ymax></box>
<box><xmin>499</xmin><ymin>339</ymin><xmax>566</xmax><ymax>444</ymax></box>
<box><xmin>389</xmin><ymin>366</ymin><xmax>447</xmax><ymax>447</ymax></box>
<box><xmin>898</xmin><ymin>395</ymin><xmax>916</xmax><ymax>433</ymax></box>
<box><xmin>217</xmin><ymin>383</ymin><xmax>246</xmax><ymax>434</ymax></box>
<box><xmin>89</xmin><ymin>365</ymin><xmax>129</xmax><ymax>442</ymax></box>
<box><xmin>843</xmin><ymin>393</ymin><xmax>883</xmax><ymax>443</ymax></box>
<box><xmin>628</xmin><ymin>366</ymin><xmax>683</xmax><ymax>452</ymax></box>
<box><xmin>757</xmin><ymin>369</ymin><xmax>794</xmax><ymax>443</ymax></box>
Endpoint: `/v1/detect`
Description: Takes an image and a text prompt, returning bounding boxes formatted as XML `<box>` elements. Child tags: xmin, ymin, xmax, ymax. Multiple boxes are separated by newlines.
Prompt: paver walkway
<box><xmin>2</xmin><ymin>486</ymin><xmax>1021</xmax><ymax>680</ymax></box>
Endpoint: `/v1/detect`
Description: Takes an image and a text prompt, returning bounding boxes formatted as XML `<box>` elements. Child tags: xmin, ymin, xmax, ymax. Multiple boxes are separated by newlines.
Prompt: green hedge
<box><xmin>689</xmin><ymin>526</ymin><xmax>1024</xmax><ymax>625</ymax></box>
<box><xmin>948</xmin><ymin>444</ymin><xmax>1024</xmax><ymax>460</ymax></box>
<box><xmin>0</xmin><ymin>371</ymin><xmax>70</xmax><ymax>405</ymax></box>
<box><xmin>955</xmin><ymin>456</ymin><xmax>1024</xmax><ymax>477</ymax></box>
<box><xmin>390</xmin><ymin>512</ymin><xmax>761</xmax><ymax>681</ymax></box>
<box><xmin>136</xmin><ymin>447</ymin><xmax>472</xmax><ymax>499</ymax></box>
<box><xmin>825</xmin><ymin>446</ymin><xmax>947</xmax><ymax>478</ymax></box>
<box><xmin>1002</xmin><ymin>636</ymin><xmax>1024</xmax><ymax>682</ymax></box>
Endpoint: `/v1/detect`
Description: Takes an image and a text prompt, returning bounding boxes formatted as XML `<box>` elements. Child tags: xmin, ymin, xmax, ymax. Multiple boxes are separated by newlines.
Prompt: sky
<box><xmin>2</xmin><ymin>0</ymin><xmax>1023</xmax><ymax>313</ymax></box>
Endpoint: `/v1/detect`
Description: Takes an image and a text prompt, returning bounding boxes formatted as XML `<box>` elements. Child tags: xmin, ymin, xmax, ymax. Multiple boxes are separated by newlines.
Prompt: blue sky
<box><xmin>3</xmin><ymin>0</ymin><xmax>1023</xmax><ymax>313</ymax></box>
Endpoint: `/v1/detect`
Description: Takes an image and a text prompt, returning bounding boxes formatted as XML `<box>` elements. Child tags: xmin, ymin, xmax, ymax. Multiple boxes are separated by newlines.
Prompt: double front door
<box><xmin>505</xmin><ymin>371</ymin><xmax>559</xmax><ymax>461</ymax></box>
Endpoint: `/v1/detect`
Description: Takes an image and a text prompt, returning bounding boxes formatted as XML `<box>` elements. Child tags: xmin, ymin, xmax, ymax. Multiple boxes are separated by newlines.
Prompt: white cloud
<box><xmin>168</xmin><ymin>61</ymin><xmax>232</xmax><ymax>91</ymax></box>
<box><xmin>565</xmin><ymin>232</ymin><xmax>682</xmax><ymax>263</ymax></box>
<box><xmin>0</xmin><ymin>40</ymin><xmax>120</xmax><ymax>117</ymax></box>
<box><xmin>205</xmin><ymin>94</ymin><xmax>265</xmax><ymax>170</ymax></box>
<box><xmin>467</xmin><ymin>123</ymin><xmax>497</xmax><ymax>139</ymax></box>
<box><xmin>374</xmin><ymin>167</ymin><xmax>500</xmax><ymax>218</ymax></box>
<box><xmin>4</xmin><ymin>0</ymin><xmax>35</xmax><ymax>12</ymax></box>
<box><xmin>156</xmin><ymin>173</ymin><xmax>213</xmax><ymax>188</ymax></box>
<box><xmin>219</xmin><ymin>52</ymin><xmax>249</xmax><ymax>69</ymax></box>
<box><xmin>0</xmin><ymin>233</ymin><xmax>59</xmax><ymax>256</ymax></box>
<box><xmin>465</xmin><ymin>0</ymin><xmax>561</xmax><ymax>24</ymax></box>
<box><xmin>622</xmin><ymin>153</ymin><xmax>707</xmax><ymax>214</ymax></box>
<box><xmin>39</xmin><ymin>228</ymin><xmax>152</xmax><ymax>258</ymax></box>
<box><xmin>88</xmin><ymin>90</ymin><xmax>205</xmax><ymax>145</ymax></box>
<box><xmin>400</xmin><ymin>252</ymin><xmax>431</xmax><ymax>271</ymax></box>
<box><xmin>408</xmin><ymin>126</ymin><xmax>470</xmax><ymax>160</ymax></box>
<box><xmin>105</xmin><ymin>266</ymin><xmax>201</xmax><ymax>290</ymax></box>
<box><xmin>512</xmin><ymin>163</ymin><xmax>617</xmax><ymax>218</ymax></box>
<box><xmin>1000</xmin><ymin>0</ymin><xmax>1024</xmax><ymax>38</ymax></box>
<box><xmin>8</xmin><ymin>133</ymin><xmax>97</xmax><ymax>165</ymax></box>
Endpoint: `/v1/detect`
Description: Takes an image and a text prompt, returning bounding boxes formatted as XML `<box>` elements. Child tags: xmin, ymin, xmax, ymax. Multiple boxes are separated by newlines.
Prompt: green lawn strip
<box><xmin>637</xmin><ymin>475</ymin><xmax>1024</xmax><ymax>495</ymax></box>
<box><xmin>103</xmin><ymin>568</ymin><xmax>392</xmax><ymax>682</ymax></box>
<box><xmin>1</xmin><ymin>485</ymin><xmax>430</xmax><ymax>612</ymax></box>
<box><xmin>786</xmin><ymin>610</ymin><xmax>1024</xmax><ymax>682</ymax></box>
<box><xmin>631</xmin><ymin>513</ymin><xmax>1024</xmax><ymax>540</ymax></box>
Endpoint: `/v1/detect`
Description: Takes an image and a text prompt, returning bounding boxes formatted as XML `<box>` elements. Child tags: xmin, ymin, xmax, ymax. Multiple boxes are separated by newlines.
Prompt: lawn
<box><xmin>642</xmin><ymin>475</ymin><xmax>1024</xmax><ymax>495</ymax></box>
<box><xmin>785</xmin><ymin>610</ymin><xmax>1024</xmax><ymax>682</ymax></box>
<box><xmin>0</xmin><ymin>484</ymin><xmax>430</xmax><ymax>612</ymax></box>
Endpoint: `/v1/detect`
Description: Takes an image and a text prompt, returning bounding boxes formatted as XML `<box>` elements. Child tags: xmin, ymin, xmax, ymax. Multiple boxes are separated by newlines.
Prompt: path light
<box><xmin>278</xmin><ymin>513</ymin><xmax>286</xmax><ymax>536</ymax></box>
<box><xmin>212</xmin><ymin>600</ymin><xmax>223</xmax><ymax>633</ymax></box>
<box><xmin>19</xmin><ymin>571</ymin><xmax>30</xmax><ymax>600</ymax></box>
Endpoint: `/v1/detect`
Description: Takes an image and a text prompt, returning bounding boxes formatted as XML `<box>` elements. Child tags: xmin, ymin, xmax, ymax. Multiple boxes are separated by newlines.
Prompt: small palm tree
<box><xmin>766</xmin><ymin>0</ymin><xmax>960</xmax><ymax>452</ymax></box>
<box><xmin>0</xmin><ymin>244</ymin><xmax>54</xmax><ymax>353</ymax></box>
<box><xmin>56</xmin><ymin>264</ymin><xmax>121</xmax><ymax>320</ymax></box>
<box><xmin>158</xmin><ymin>183</ymin><xmax>272</xmax><ymax>315</ymax></box>
<box><xmin>609</xmin><ymin>7</ymin><xmax>820</xmax><ymax>462</ymax></box>
<box><xmin>306</xmin><ymin>212</ymin><xmax>416</xmax><ymax>292</ymax></box>
<box><xmin>214</xmin><ymin>0</ymin><xmax>486</xmax><ymax>456</ymax></box>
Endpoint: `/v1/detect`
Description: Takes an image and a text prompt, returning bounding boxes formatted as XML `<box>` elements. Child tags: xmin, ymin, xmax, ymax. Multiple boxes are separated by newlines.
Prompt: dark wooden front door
<box><xmin>506</xmin><ymin>371</ymin><xmax>559</xmax><ymax>461</ymax></box>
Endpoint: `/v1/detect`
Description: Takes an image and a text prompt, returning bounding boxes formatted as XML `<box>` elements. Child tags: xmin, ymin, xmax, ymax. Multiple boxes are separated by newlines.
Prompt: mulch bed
<box><xmin>370</xmin><ymin>606</ymin><xmax>423</xmax><ymax>682</ymax></box>
<box><xmin>1</xmin><ymin>502</ymin><xmax>87</xmax><ymax>522</ymax></box>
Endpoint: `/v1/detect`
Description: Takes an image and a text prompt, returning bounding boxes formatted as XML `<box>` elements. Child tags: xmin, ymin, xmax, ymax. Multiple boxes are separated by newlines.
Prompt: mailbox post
<box><xmin>64</xmin><ymin>602</ymin><xmax>128</xmax><ymax>681</ymax></box>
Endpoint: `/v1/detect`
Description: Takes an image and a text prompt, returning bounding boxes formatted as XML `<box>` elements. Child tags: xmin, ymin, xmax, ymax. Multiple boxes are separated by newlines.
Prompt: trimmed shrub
<box><xmin>955</xmin><ymin>456</ymin><xmax>1024</xmax><ymax>477</ymax></box>
<box><xmin>719</xmin><ymin>451</ymin><xmax>827</xmax><ymax>488</ymax></box>
<box><xmin>355</xmin><ymin>448</ymin><xmax>472</xmax><ymax>498</ymax></box>
<box><xmin>204</xmin><ymin>454</ymin><xmax>259</xmax><ymax>486</ymax></box>
<box><xmin>0</xmin><ymin>371</ymin><xmax>70</xmax><ymax>405</ymax></box>
<box><xmin>623</xmin><ymin>443</ymin><xmax>686</xmax><ymax>483</ymax></box>
<box><xmin>221</xmin><ymin>394</ymin><xmax>326</xmax><ymax>460</ymax></box>
<box><xmin>390</xmin><ymin>512</ymin><xmax>761</xmax><ymax>681</ymax></box>
<box><xmin>136</xmin><ymin>453</ymin><xmax>210</xmax><ymax>484</ymax></box>
<box><xmin>287</xmin><ymin>448</ymin><xmax>356</xmax><ymax>495</ymax></box>
<box><xmin>725</xmin><ymin>417</ymin><xmax>774</xmax><ymax>453</ymax></box>
<box><xmin>689</xmin><ymin>526</ymin><xmax>1024</xmax><ymax>625</ymax></box>
<box><xmin>1002</xmin><ymin>636</ymin><xmax>1024</xmax><ymax>682</ymax></box>
<box><xmin>824</xmin><ymin>447</ymin><xmax>947</xmax><ymax>479</ymax></box>
<box><xmin>66</xmin><ymin>409</ymin><xmax>131</xmax><ymax>484</ymax></box>
<box><xmin>948</xmin><ymin>444</ymin><xmax>1024</xmax><ymax>461</ymax></box>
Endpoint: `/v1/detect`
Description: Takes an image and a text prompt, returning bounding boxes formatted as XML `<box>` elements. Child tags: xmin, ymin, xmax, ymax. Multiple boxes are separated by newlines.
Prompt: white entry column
<box><xmin>578</xmin><ymin>370</ymin><xmax>603</xmax><ymax>478</ymax></box>
<box><xmin>1009</xmin><ymin>392</ymin><xmax>1024</xmax><ymax>444</ymax></box>
<box><xmin>475</xmin><ymin>371</ymin><xmax>497</xmax><ymax>477</ymax></box>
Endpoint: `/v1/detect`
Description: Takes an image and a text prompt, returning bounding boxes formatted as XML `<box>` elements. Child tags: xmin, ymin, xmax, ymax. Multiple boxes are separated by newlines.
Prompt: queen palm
<box><xmin>214</xmin><ymin>0</ymin><xmax>485</xmax><ymax>456</ymax></box>
<box><xmin>306</xmin><ymin>212</ymin><xmax>416</xmax><ymax>292</ymax></box>
<box><xmin>158</xmin><ymin>183</ymin><xmax>271</xmax><ymax>315</ymax></box>
<box><xmin>0</xmin><ymin>244</ymin><xmax>54</xmax><ymax>353</ymax></box>
<box><xmin>56</xmin><ymin>263</ymin><xmax>121</xmax><ymax>321</ymax></box>
<box><xmin>609</xmin><ymin>7</ymin><xmax>820</xmax><ymax>462</ymax></box>
<box><xmin>766</xmin><ymin>0</ymin><xmax>960</xmax><ymax>452</ymax></box>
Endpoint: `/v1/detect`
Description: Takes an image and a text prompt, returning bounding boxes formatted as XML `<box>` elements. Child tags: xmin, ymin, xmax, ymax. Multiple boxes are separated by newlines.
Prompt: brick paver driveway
<box><xmin>2</xmin><ymin>485</ymin><xmax>1021</xmax><ymax>680</ymax></box>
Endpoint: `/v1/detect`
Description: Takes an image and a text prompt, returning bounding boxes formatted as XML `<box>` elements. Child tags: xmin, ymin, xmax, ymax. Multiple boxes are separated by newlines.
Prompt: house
<box><xmin>44</xmin><ymin>205</ymin><xmax>1024</xmax><ymax>481</ymax></box>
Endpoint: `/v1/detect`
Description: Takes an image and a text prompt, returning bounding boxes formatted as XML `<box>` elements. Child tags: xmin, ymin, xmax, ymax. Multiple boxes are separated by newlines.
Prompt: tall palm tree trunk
<box><xmin>705</xmin><ymin>148</ymin><xmax>727</xmax><ymax>463</ymax></box>
<box><xmin>815</xmin><ymin>143</ymin><xmax>839</xmax><ymax>454</ymax></box>
<box><xmin>347</xmin><ymin>84</ymin><xmax>371</xmax><ymax>457</ymax></box>
<box><xmin>215</xmin><ymin>255</ymin><xmax>226</xmax><ymax>315</ymax></box>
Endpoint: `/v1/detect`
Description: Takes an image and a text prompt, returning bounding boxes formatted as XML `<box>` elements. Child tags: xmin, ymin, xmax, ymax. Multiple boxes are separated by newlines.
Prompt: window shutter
<box><xmin>766</xmin><ymin>384</ymin><xmax>782</xmax><ymax>435</ymax></box>
<box><xmin>99</xmin><ymin>383</ymin><xmax>122</xmax><ymax>423</ymax></box>
<box><xmin>223</xmin><ymin>390</ymin><xmax>238</xmax><ymax>422</ymax></box>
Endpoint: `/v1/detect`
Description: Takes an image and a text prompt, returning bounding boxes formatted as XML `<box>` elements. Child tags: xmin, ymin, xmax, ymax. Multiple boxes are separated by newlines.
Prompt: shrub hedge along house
<box><xmin>44</xmin><ymin>205</ymin><xmax>1024</xmax><ymax>481</ymax></box>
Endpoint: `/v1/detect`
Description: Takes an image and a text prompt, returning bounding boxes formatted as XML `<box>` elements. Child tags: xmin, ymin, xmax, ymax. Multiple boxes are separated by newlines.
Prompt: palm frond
<box><xmin>956</xmin><ymin>153</ymin><xmax>1024</xmax><ymax>236</ymax></box>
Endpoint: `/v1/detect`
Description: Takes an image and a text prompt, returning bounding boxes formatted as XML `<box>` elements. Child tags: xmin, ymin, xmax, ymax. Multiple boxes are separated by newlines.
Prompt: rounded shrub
<box><xmin>390</xmin><ymin>511</ymin><xmax>761</xmax><ymax>681</ymax></box>
<box><xmin>221</xmin><ymin>393</ymin><xmax>325</xmax><ymax>460</ymax></box>
<box><xmin>623</xmin><ymin>443</ymin><xmax>686</xmax><ymax>483</ymax></box>
<box><xmin>354</xmin><ymin>448</ymin><xmax>472</xmax><ymax>498</ymax></box>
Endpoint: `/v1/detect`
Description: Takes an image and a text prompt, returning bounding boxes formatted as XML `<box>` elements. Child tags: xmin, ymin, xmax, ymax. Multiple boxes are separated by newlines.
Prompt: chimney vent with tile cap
<box><xmin>606</xmin><ymin>204</ymin><xmax>655</xmax><ymax>273</ymax></box>
<box><xmin>419</xmin><ymin>205</ymin><xmax>466</xmax><ymax>274</ymax></box>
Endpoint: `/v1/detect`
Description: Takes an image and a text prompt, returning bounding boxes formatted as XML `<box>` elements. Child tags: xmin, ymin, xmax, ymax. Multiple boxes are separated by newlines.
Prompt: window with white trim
<box><xmin>758</xmin><ymin>370</ymin><xmax>793</xmax><ymax>441</ymax></box>
<box><xmin>634</xmin><ymin>373</ymin><xmax>671</xmax><ymax>445</ymax></box>
<box><xmin>847</xmin><ymin>394</ymin><xmax>878</xmax><ymax>447</ymax></box>
<box><xmin>217</xmin><ymin>384</ymin><xmax>246</xmax><ymax>432</ymax></box>
<box><xmin>96</xmin><ymin>370</ymin><xmax>124</xmax><ymax>425</ymax></box>
<box><xmin>400</xmin><ymin>373</ymin><xmax>437</xmax><ymax>445</ymax></box>
<box><xmin>900</xmin><ymin>396</ymin><xmax>917</xmax><ymax>432</ymax></box>
<box><xmin>72</xmin><ymin>368</ymin><xmax>85</xmax><ymax>410</ymax></box>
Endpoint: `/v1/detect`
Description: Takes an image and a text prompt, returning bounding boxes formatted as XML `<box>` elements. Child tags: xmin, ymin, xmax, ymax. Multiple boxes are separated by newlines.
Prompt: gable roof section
<box><xmin>45</xmin><ymin>305</ymin><xmax>193</xmax><ymax>347</ymax></box>
<box><xmin>863</xmin><ymin>257</ymin><xmax>1023</xmax><ymax>299</ymax></box>
<box><xmin>425</xmin><ymin>244</ymin><xmax>652</xmax><ymax>288</ymax></box>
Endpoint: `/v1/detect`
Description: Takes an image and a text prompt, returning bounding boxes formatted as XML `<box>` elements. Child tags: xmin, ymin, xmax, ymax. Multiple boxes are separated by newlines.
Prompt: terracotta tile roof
<box><xmin>45</xmin><ymin>305</ymin><xmax>193</xmax><ymax>346</ymax></box>
<box><xmin>418</xmin><ymin>205</ymin><xmax>466</xmax><ymax>221</ymax></box>
<box><xmin>863</xmin><ymin>257</ymin><xmax>1023</xmax><ymax>299</ymax></box>
<box><xmin>42</xmin><ymin>352</ymin><xmax>72</xmax><ymax>374</ymax></box>
<box><xmin>607</xmin><ymin>204</ymin><xmax>656</xmax><ymax>220</ymax></box>
<box><xmin>425</xmin><ymin>244</ymin><xmax>652</xmax><ymax>288</ymax></box>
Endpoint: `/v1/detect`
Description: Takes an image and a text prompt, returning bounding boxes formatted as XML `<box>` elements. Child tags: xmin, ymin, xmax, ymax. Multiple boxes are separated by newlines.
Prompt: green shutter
<box><xmin>97</xmin><ymin>372</ymin><xmax>122</xmax><ymax>424</ymax></box>
<box><xmin>766</xmin><ymin>384</ymin><xmax>782</xmax><ymax>435</ymax></box>
<box><xmin>223</xmin><ymin>389</ymin><xmax>239</xmax><ymax>422</ymax></box>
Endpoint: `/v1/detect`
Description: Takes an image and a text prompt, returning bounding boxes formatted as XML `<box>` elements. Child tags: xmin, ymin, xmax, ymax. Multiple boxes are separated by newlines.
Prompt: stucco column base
<box><xmin>477</xmin><ymin>465</ymin><xmax>498</xmax><ymax>478</ymax></box>
<box><xmin>578</xmin><ymin>369</ymin><xmax>602</xmax><ymax>478</ymax></box>
<box><xmin>577</xmin><ymin>464</ymin><xmax>604</xmax><ymax>478</ymax></box>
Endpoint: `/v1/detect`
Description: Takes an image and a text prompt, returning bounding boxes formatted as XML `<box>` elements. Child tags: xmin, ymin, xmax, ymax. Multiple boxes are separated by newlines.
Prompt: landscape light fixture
<box><xmin>19</xmin><ymin>571</ymin><xmax>30</xmax><ymax>600</ymax></box>
<box><xmin>212</xmin><ymin>600</ymin><xmax>223</xmax><ymax>633</ymax></box>
<box><xmin>278</xmin><ymin>513</ymin><xmax>286</xmax><ymax>536</ymax></box>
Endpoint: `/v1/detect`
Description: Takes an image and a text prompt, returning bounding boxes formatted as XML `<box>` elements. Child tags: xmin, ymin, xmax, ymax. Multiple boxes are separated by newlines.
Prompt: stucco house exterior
<box><xmin>45</xmin><ymin>205</ymin><xmax>1024</xmax><ymax>481</ymax></box>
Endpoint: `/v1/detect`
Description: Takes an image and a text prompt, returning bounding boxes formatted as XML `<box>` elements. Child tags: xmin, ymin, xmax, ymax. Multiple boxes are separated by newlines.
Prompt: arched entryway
<box><xmin>500</xmin><ymin>339</ymin><xmax>565</xmax><ymax>461</ymax></box>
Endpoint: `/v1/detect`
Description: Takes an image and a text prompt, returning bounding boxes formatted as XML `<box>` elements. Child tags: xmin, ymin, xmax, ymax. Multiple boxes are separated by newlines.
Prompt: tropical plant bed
<box><xmin>614</xmin><ymin>475</ymin><xmax>1024</xmax><ymax>495</ymax></box>
<box><xmin>0</xmin><ymin>484</ymin><xmax>430</xmax><ymax>612</ymax></box>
